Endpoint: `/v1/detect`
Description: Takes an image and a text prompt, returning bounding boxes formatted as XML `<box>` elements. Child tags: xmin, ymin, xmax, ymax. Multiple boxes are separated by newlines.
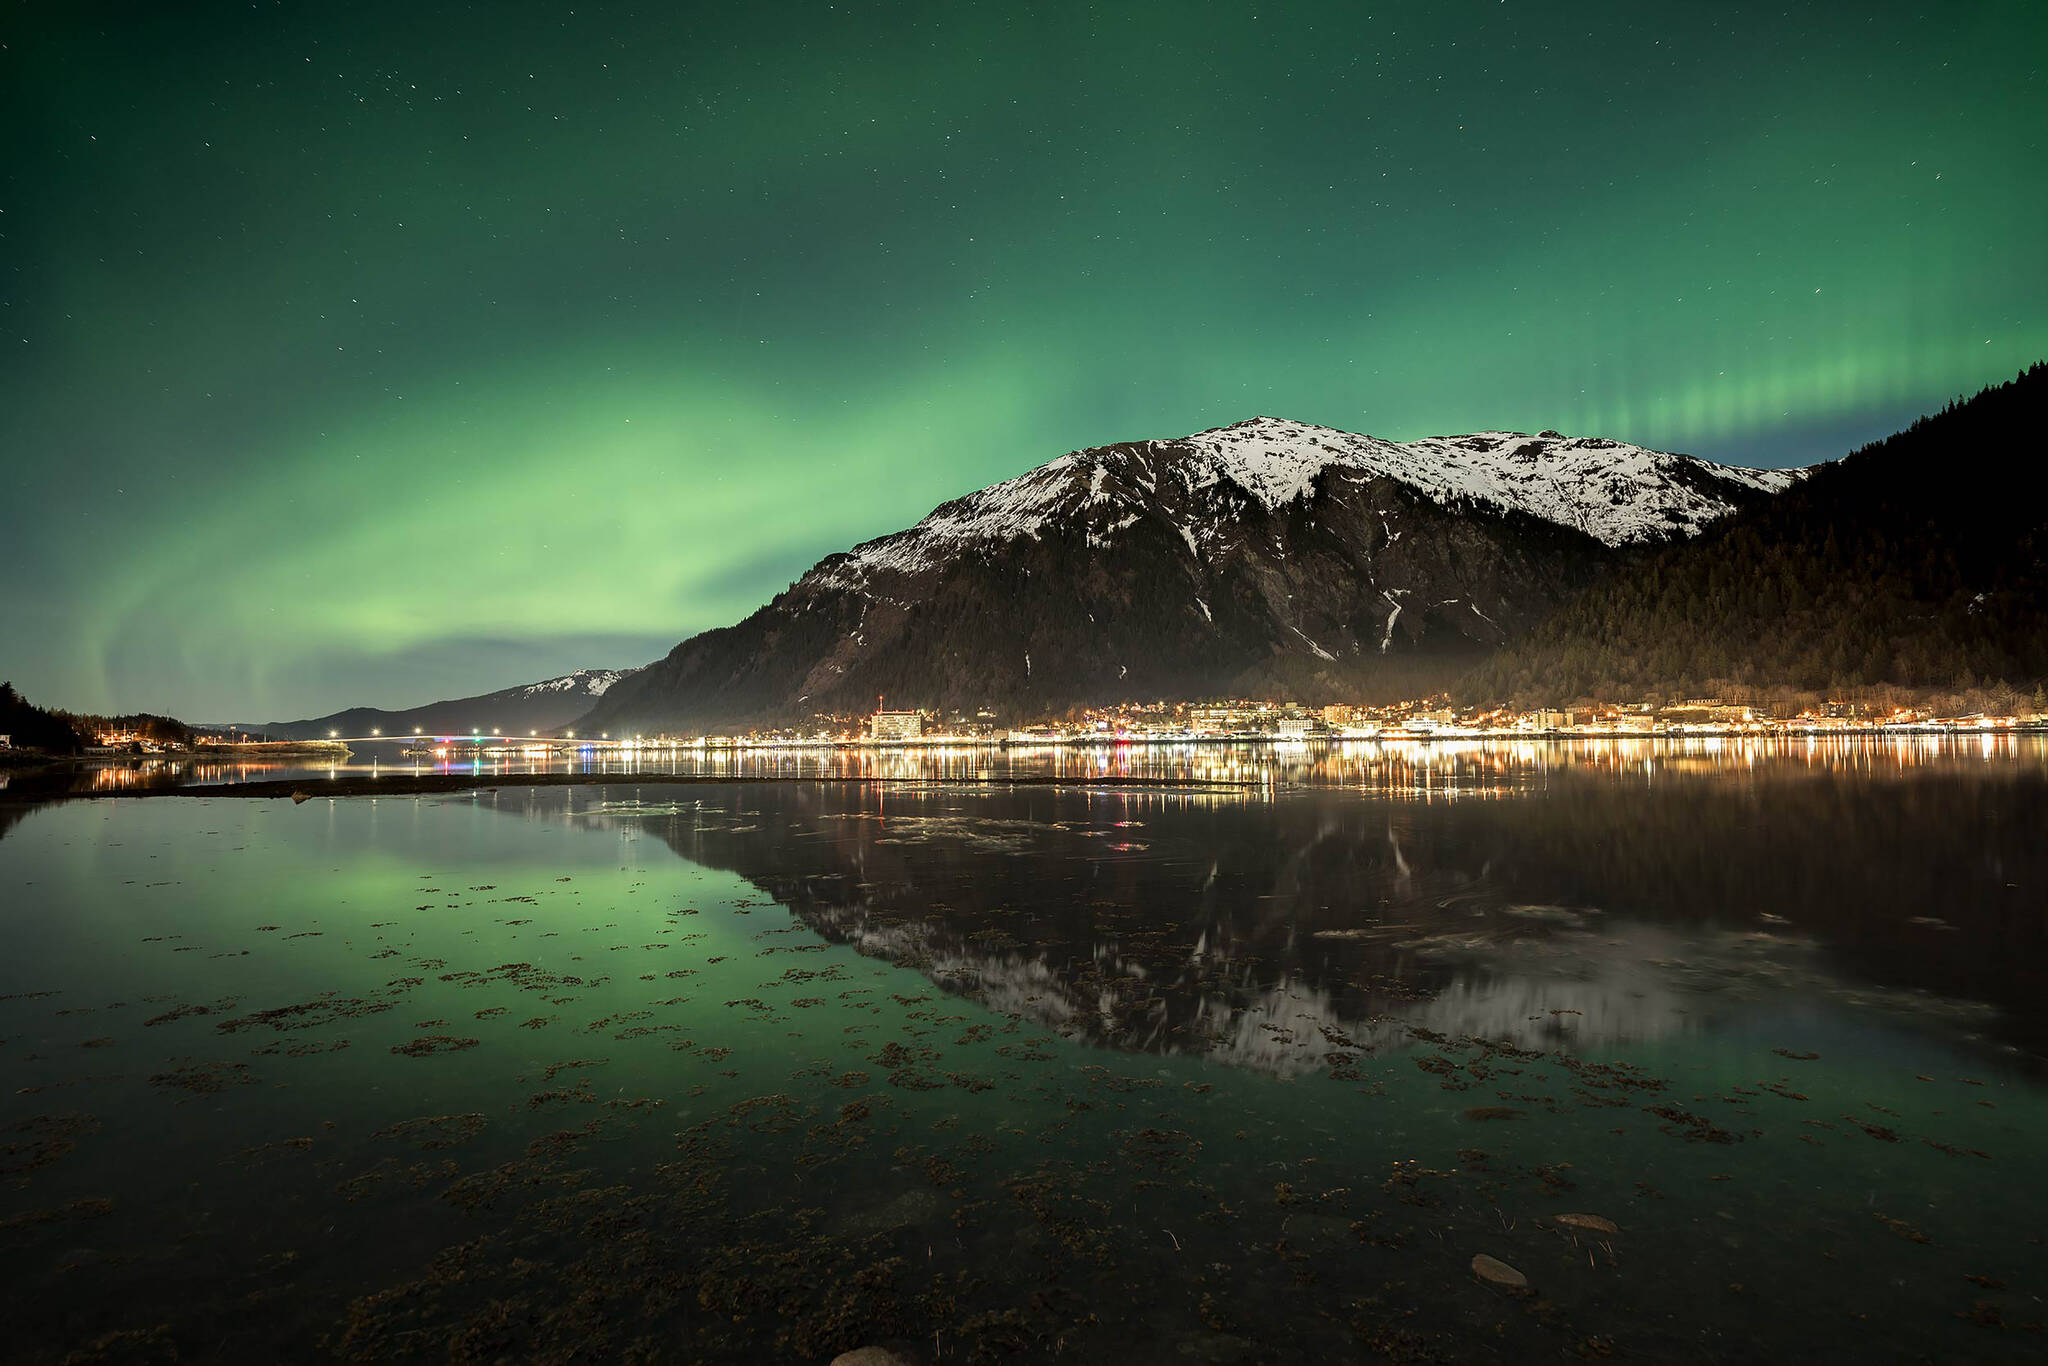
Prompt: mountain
<box><xmin>257</xmin><ymin>669</ymin><xmax>633</xmax><ymax>741</ymax></box>
<box><xmin>581</xmin><ymin>418</ymin><xmax>1798</xmax><ymax>734</ymax></box>
<box><xmin>1465</xmin><ymin>365</ymin><xmax>2048</xmax><ymax>704</ymax></box>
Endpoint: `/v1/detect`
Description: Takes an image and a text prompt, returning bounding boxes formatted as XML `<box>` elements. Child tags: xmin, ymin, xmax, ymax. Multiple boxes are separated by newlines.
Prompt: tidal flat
<box><xmin>2</xmin><ymin>740</ymin><xmax>2044</xmax><ymax>1363</ymax></box>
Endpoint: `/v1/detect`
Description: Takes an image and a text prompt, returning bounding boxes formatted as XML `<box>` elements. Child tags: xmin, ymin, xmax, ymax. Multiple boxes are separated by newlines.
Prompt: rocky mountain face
<box><xmin>259</xmin><ymin>668</ymin><xmax>632</xmax><ymax>740</ymax></box>
<box><xmin>582</xmin><ymin>418</ymin><xmax>1798</xmax><ymax>733</ymax></box>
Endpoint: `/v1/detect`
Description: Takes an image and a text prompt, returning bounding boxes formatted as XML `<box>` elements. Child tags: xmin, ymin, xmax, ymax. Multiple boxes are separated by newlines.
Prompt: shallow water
<box><xmin>2</xmin><ymin>742</ymin><xmax>2045</xmax><ymax>1363</ymax></box>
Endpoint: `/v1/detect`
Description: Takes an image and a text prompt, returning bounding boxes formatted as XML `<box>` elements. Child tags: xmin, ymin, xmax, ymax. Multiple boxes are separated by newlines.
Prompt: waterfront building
<box><xmin>871</xmin><ymin>710</ymin><xmax>924</xmax><ymax>742</ymax></box>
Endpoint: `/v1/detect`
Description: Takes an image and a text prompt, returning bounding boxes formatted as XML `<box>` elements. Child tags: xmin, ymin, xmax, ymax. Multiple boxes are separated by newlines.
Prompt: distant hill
<box><xmin>1464</xmin><ymin>365</ymin><xmax>2048</xmax><ymax>704</ymax></box>
<box><xmin>580</xmin><ymin>417</ymin><xmax>1794</xmax><ymax>734</ymax></box>
<box><xmin>257</xmin><ymin>669</ymin><xmax>633</xmax><ymax>740</ymax></box>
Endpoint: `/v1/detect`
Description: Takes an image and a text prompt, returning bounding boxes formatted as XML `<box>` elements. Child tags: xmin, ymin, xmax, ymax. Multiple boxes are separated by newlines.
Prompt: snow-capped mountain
<box><xmin>259</xmin><ymin>668</ymin><xmax>635</xmax><ymax>740</ymax></box>
<box><xmin>512</xmin><ymin>669</ymin><xmax>630</xmax><ymax>699</ymax></box>
<box><xmin>582</xmin><ymin>417</ymin><xmax>1802</xmax><ymax>732</ymax></box>
<box><xmin>815</xmin><ymin>418</ymin><xmax>1797</xmax><ymax>589</ymax></box>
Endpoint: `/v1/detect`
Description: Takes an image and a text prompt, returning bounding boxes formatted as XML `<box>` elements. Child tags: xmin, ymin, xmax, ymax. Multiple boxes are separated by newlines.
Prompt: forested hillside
<box><xmin>1465</xmin><ymin>365</ymin><xmax>2048</xmax><ymax>704</ymax></box>
<box><xmin>0</xmin><ymin>683</ymin><xmax>89</xmax><ymax>753</ymax></box>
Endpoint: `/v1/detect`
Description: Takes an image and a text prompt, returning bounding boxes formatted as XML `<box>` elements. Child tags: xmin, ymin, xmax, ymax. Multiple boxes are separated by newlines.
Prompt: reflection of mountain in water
<box><xmin>553</xmin><ymin>765</ymin><xmax>2047</xmax><ymax>1070</ymax></box>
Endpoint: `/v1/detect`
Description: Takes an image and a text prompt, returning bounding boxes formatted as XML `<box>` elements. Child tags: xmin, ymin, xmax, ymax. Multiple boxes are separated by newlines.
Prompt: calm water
<box><xmin>2</xmin><ymin>739</ymin><xmax>2045</xmax><ymax>1363</ymax></box>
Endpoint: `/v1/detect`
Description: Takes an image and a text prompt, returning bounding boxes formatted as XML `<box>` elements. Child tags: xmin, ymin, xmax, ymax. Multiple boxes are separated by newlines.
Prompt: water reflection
<box><xmin>556</xmin><ymin>753</ymin><xmax>2048</xmax><ymax>1068</ymax></box>
<box><xmin>5</xmin><ymin>758</ymin><xmax>2046</xmax><ymax>1365</ymax></box>
<box><xmin>4</xmin><ymin>731</ymin><xmax>2045</xmax><ymax>807</ymax></box>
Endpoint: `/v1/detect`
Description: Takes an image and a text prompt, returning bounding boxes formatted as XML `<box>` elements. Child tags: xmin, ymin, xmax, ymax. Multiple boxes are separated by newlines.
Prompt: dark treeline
<box><xmin>1</xmin><ymin>682</ymin><xmax>193</xmax><ymax>754</ymax></box>
<box><xmin>1463</xmin><ymin>364</ymin><xmax>2048</xmax><ymax>707</ymax></box>
<box><xmin>1</xmin><ymin>683</ymin><xmax>89</xmax><ymax>753</ymax></box>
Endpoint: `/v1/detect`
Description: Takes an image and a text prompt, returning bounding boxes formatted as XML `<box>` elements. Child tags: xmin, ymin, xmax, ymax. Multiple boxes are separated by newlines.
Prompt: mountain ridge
<box><xmin>254</xmin><ymin>668</ymin><xmax>633</xmax><ymax>740</ymax></box>
<box><xmin>812</xmin><ymin>417</ymin><xmax>1799</xmax><ymax>594</ymax></box>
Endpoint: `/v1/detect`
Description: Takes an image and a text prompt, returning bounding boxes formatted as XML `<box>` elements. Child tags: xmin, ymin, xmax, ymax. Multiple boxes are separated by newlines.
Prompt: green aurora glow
<box><xmin>3</xmin><ymin>0</ymin><xmax>2044</xmax><ymax>718</ymax></box>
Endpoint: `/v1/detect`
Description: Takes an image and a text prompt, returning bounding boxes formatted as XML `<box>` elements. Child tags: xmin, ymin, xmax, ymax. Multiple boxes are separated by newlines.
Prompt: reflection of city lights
<box><xmin>60</xmin><ymin>730</ymin><xmax>2046</xmax><ymax>801</ymax></box>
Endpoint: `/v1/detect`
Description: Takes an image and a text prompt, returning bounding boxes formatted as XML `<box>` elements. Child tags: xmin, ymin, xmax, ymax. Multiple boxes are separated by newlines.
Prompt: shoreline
<box><xmin>1</xmin><ymin>771</ymin><xmax>1268</xmax><ymax>803</ymax></box>
<box><xmin>192</xmin><ymin>741</ymin><xmax>354</xmax><ymax>756</ymax></box>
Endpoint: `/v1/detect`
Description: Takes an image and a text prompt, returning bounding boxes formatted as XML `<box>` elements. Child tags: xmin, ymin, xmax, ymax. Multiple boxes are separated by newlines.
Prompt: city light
<box><xmin>462</xmin><ymin>694</ymin><xmax>2048</xmax><ymax>755</ymax></box>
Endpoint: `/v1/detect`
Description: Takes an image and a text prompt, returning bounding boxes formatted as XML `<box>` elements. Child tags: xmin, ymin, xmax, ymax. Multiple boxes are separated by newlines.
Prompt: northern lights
<box><xmin>3</xmin><ymin>1</ymin><xmax>2044</xmax><ymax>720</ymax></box>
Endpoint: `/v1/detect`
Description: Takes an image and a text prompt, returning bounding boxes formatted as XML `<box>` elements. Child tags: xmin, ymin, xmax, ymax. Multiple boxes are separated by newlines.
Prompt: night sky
<box><xmin>5</xmin><ymin>1</ymin><xmax>2044</xmax><ymax>721</ymax></box>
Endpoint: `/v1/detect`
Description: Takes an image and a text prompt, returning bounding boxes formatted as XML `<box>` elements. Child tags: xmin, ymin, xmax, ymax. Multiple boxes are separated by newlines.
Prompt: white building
<box><xmin>871</xmin><ymin>710</ymin><xmax>924</xmax><ymax>742</ymax></box>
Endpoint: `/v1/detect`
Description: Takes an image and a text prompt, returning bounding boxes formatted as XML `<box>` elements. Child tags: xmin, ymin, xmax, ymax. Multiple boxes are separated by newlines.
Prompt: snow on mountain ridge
<box><xmin>1189</xmin><ymin>416</ymin><xmax>1800</xmax><ymax>544</ymax></box>
<box><xmin>514</xmin><ymin>668</ymin><xmax>630</xmax><ymax>699</ymax></box>
<box><xmin>810</xmin><ymin>416</ymin><xmax>1802</xmax><ymax>588</ymax></box>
